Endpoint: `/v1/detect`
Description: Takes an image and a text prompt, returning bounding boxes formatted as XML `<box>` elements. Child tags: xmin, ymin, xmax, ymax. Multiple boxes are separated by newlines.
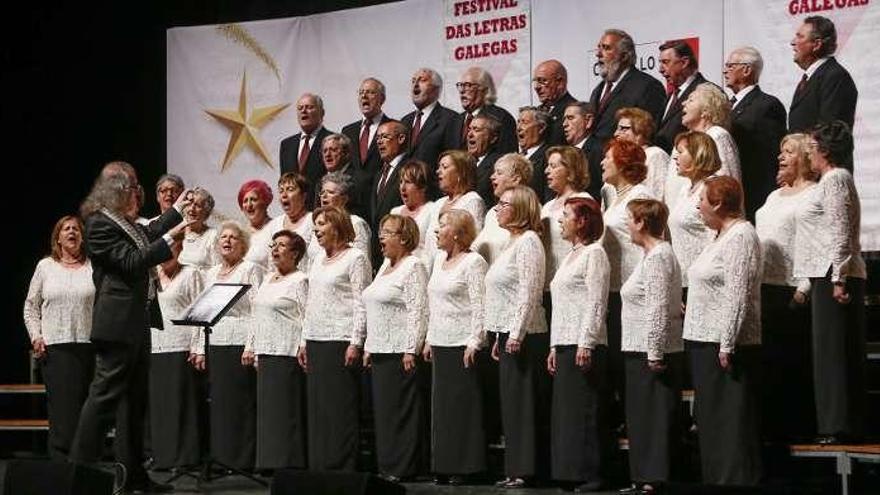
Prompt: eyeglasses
<box><xmin>616</xmin><ymin>124</ymin><xmax>633</xmax><ymax>132</ymax></box>
<box><xmin>723</xmin><ymin>62</ymin><xmax>751</xmax><ymax>69</ymax></box>
<box><xmin>357</xmin><ymin>89</ymin><xmax>380</xmax><ymax>96</ymax></box>
<box><xmin>496</xmin><ymin>200</ymin><xmax>512</xmax><ymax>210</ymax></box>
<box><xmin>378</xmin><ymin>230</ymin><xmax>401</xmax><ymax>239</ymax></box>
<box><xmin>455</xmin><ymin>82</ymin><xmax>480</xmax><ymax>91</ymax></box>
<box><xmin>376</xmin><ymin>133</ymin><xmax>398</xmax><ymax>141</ymax></box>
<box><xmin>268</xmin><ymin>241</ymin><xmax>291</xmax><ymax>250</ymax></box>
<box><xmin>531</xmin><ymin>77</ymin><xmax>557</xmax><ymax>87</ymax></box>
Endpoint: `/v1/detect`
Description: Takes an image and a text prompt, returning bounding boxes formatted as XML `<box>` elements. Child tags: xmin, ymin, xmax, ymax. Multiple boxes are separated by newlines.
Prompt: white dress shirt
<box><xmin>302</xmin><ymin>248</ymin><xmax>372</xmax><ymax>347</ymax></box>
<box><xmin>793</xmin><ymin>168</ymin><xmax>865</xmax><ymax>282</ymax></box>
<box><xmin>363</xmin><ymin>256</ymin><xmax>428</xmax><ymax>354</ymax></box>
<box><xmin>620</xmin><ymin>242</ymin><xmax>683</xmax><ymax>360</ymax></box>
<box><xmin>427</xmin><ymin>251</ymin><xmax>488</xmax><ymax>349</ymax></box>
<box><xmin>683</xmin><ymin>221</ymin><xmax>763</xmax><ymax>353</ymax></box>
<box><xmin>549</xmin><ymin>243</ymin><xmax>610</xmax><ymax>348</ymax></box>
<box><xmin>601</xmin><ymin>183</ymin><xmax>655</xmax><ymax>291</ymax></box>
<box><xmin>755</xmin><ymin>186</ymin><xmax>815</xmax><ymax>291</ymax></box>
<box><xmin>485</xmin><ymin>231</ymin><xmax>547</xmax><ymax>340</ymax></box>
<box><xmin>23</xmin><ymin>259</ymin><xmax>94</xmax><ymax>345</ymax></box>
<box><xmin>246</xmin><ymin>271</ymin><xmax>308</xmax><ymax>357</ymax></box>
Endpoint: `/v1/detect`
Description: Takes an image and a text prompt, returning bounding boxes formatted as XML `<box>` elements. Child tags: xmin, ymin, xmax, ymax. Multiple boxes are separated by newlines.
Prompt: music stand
<box><xmin>165</xmin><ymin>282</ymin><xmax>267</xmax><ymax>488</ymax></box>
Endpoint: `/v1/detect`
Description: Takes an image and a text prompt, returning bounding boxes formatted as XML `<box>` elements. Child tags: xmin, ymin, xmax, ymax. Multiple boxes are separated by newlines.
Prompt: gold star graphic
<box><xmin>205</xmin><ymin>71</ymin><xmax>290</xmax><ymax>171</ymax></box>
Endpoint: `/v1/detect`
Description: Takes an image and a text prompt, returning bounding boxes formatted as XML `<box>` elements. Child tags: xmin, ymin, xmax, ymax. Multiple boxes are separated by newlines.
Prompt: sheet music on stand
<box><xmin>171</xmin><ymin>282</ymin><xmax>251</xmax><ymax>328</ymax></box>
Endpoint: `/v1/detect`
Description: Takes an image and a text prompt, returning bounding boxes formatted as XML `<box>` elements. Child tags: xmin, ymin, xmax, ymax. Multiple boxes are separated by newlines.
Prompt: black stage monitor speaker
<box><xmin>2</xmin><ymin>459</ymin><xmax>114</xmax><ymax>495</ymax></box>
<box><xmin>271</xmin><ymin>469</ymin><xmax>406</xmax><ymax>495</ymax></box>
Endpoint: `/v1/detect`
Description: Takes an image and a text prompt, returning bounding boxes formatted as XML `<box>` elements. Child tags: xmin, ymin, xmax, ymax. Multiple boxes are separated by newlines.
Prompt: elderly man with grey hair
<box><xmin>532</xmin><ymin>59</ymin><xmax>577</xmax><ymax>146</ymax></box>
<box><xmin>321</xmin><ymin>132</ymin><xmax>372</xmax><ymax>219</ymax></box>
<box><xmin>589</xmin><ymin>29</ymin><xmax>666</xmax><ymax>149</ymax></box>
<box><xmin>723</xmin><ymin>46</ymin><xmax>787</xmax><ymax>222</ymax></box>
<box><xmin>280</xmin><ymin>92</ymin><xmax>334</xmax><ymax>207</ymax></box>
<box><xmin>401</xmin><ymin>68</ymin><xmax>458</xmax><ymax>178</ymax></box>
<box><xmin>448</xmin><ymin>66</ymin><xmax>517</xmax><ymax>154</ymax></box>
<box><xmin>517</xmin><ymin>106</ymin><xmax>552</xmax><ymax>200</ymax></box>
<box><xmin>341</xmin><ymin>78</ymin><xmax>393</xmax><ymax>175</ymax></box>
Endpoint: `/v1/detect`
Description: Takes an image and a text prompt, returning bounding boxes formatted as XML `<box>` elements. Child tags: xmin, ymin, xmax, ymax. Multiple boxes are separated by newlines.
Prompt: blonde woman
<box><xmin>472</xmin><ymin>152</ymin><xmax>532</xmax><ymax>265</ymax></box>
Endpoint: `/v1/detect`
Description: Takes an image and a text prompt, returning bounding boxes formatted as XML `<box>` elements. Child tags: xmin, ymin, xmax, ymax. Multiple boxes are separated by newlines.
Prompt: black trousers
<box><xmin>41</xmin><ymin>343</ymin><xmax>94</xmax><ymax>460</ymax></box>
<box><xmin>811</xmin><ymin>276</ymin><xmax>867</xmax><ymax>437</ymax></box>
<box><xmin>71</xmin><ymin>332</ymin><xmax>151</xmax><ymax>484</ymax></box>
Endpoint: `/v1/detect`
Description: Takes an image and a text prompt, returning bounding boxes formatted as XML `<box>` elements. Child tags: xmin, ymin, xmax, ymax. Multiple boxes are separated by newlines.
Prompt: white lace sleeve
<box><xmin>508</xmin><ymin>237</ymin><xmax>544</xmax><ymax>341</ymax></box>
<box><xmin>713</xmin><ymin>128</ymin><xmax>741</xmax><ymax>181</ymax></box>
<box><xmin>293</xmin><ymin>276</ymin><xmax>309</xmax><ymax>353</ymax></box>
<box><xmin>402</xmin><ymin>262</ymin><xmax>429</xmax><ymax>354</ymax></box>
<box><xmin>23</xmin><ymin>260</ymin><xmax>46</xmax><ymax>342</ymax></box>
<box><xmin>578</xmin><ymin>248</ymin><xmax>610</xmax><ymax>349</ymax></box>
<box><xmin>348</xmin><ymin>252</ymin><xmax>373</xmax><ymax>347</ymax></box>
<box><xmin>643</xmin><ymin>253</ymin><xmax>671</xmax><ymax>361</ymax></box>
<box><xmin>717</xmin><ymin>231</ymin><xmax>760</xmax><ymax>353</ymax></box>
<box><xmin>465</xmin><ymin>257</ymin><xmax>488</xmax><ymax>350</ymax></box>
<box><xmin>461</xmin><ymin>193</ymin><xmax>487</xmax><ymax>230</ymax></box>
<box><xmin>825</xmin><ymin>174</ymin><xmax>855</xmax><ymax>282</ymax></box>
<box><xmin>243</xmin><ymin>263</ymin><xmax>266</xmax><ymax>352</ymax></box>
<box><xmin>796</xmin><ymin>278</ymin><xmax>811</xmax><ymax>295</ymax></box>
<box><xmin>352</xmin><ymin>218</ymin><xmax>372</xmax><ymax>260</ymax></box>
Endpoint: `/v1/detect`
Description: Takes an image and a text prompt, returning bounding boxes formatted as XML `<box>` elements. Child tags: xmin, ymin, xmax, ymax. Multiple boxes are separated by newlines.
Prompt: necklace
<box><xmin>613</xmin><ymin>184</ymin><xmax>634</xmax><ymax>204</ymax></box>
<box><xmin>59</xmin><ymin>257</ymin><xmax>82</xmax><ymax>266</ymax></box>
<box><xmin>218</xmin><ymin>259</ymin><xmax>242</xmax><ymax>278</ymax></box>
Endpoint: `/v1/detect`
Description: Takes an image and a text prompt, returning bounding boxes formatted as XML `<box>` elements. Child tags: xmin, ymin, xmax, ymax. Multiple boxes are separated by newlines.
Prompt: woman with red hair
<box><xmin>684</xmin><ymin>176</ymin><xmax>762</xmax><ymax>486</ymax></box>
<box><xmin>546</xmin><ymin>196</ymin><xmax>609</xmax><ymax>491</ymax></box>
<box><xmin>239</xmin><ymin>179</ymin><xmax>275</xmax><ymax>269</ymax></box>
<box><xmin>599</xmin><ymin>138</ymin><xmax>654</xmax><ymax>437</ymax></box>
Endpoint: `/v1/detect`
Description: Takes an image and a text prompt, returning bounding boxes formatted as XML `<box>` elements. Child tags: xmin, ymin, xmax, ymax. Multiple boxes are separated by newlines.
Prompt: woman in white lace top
<box><xmin>546</xmin><ymin>196</ymin><xmax>609</xmax><ymax>490</ymax></box>
<box><xmin>194</xmin><ymin>220</ymin><xmax>265</xmax><ymax>470</ymax></box>
<box><xmin>425</xmin><ymin>150</ymin><xmax>486</xmax><ymax>270</ymax></box>
<box><xmin>239</xmin><ymin>180</ymin><xmax>275</xmax><ymax>270</ymax></box>
<box><xmin>684</xmin><ymin>177</ymin><xmax>762</xmax><ymax>486</ymax></box>
<box><xmin>425</xmin><ymin>209</ymin><xmax>488</xmax><ymax>482</ymax></box>
<box><xmin>613</xmin><ymin>106</ymin><xmax>670</xmax><ymax>199</ymax></box>
<box><xmin>391</xmin><ymin>160</ymin><xmax>435</xmax><ymax>271</ymax></box>
<box><xmin>309</xmin><ymin>171</ymin><xmax>372</xmax><ymax>262</ymax></box>
<box><xmin>148</xmin><ymin>242</ymin><xmax>203</xmax><ymax>469</ymax></box>
<box><xmin>179</xmin><ymin>188</ymin><xmax>219</xmax><ymax>270</ymax></box>
<box><xmin>363</xmin><ymin>215</ymin><xmax>428</xmax><ymax>481</ymax></box>
<box><xmin>245</xmin><ymin>230</ymin><xmax>309</xmax><ymax>470</ymax></box>
<box><xmin>794</xmin><ymin>122</ymin><xmax>867</xmax><ymax>444</ymax></box>
<box><xmin>665</xmin><ymin>83</ymin><xmax>741</xmax><ymax>207</ymax></box>
<box><xmin>23</xmin><ymin>215</ymin><xmax>94</xmax><ymax>459</ymax></box>
<box><xmin>299</xmin><ymin>206</ymin><xmax>372</xmax><ymax>471</ymax></box>
<box><xmin>754</xmin><ymin>133</ymin><xmax>816</xmax><ymax>440</ymax></box>
<box><xmin>668</xmin><ymin>131</ymin><xmax>722</xmax><ymax>289</ymax></box>
<box><xmin>264</xmin><ymin>172</ymin><xmax>313</xmax><ymax>272</ymax></box>
<box><xmin>485</xmin><ymin>186</ymin><xmax>547</xmax><ymax>489</ymax></box>
<box><xmin>619</xmin><ymin>200</ymin><xmax>683</xmax><ymax>493</ymax></box>
<box><xmin>541</xmin><ymin>146</ymin><xmax>592</xmax><ymax>293</ymax></box>
<box><xmin>472</xmin><ymin>153</ymin><xmax>532</xmax><ymax>266</ymax></box>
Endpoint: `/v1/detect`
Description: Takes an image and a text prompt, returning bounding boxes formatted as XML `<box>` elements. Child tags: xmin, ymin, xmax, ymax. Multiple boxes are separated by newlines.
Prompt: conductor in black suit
<box><xmin>789</xmin><ymin>16</ymin><xmax>857</xmax><ymax>170</ymax></box>
<box><xmin>516</xmin><ymin>106</ymin><xmax>551</xmax><ymax>201</ymax></box>
<box><xmin>724</xmin><ymin>46</ymin><xmax>787</xmax><ymax>222</ymax></box>
<box><xmin>448</xmin><ymin>67</ymin><xmax>517</xmax><ymax>154</ymax></box>
<box><xmin>655</xmin><ymin>40</ymin><xmax>708</xmax><ymax>153</ymax></box>
<box><xmin>341</xmin><ymin>78</ymin><xmax>392</xmax><ymax>177</ymax></box>
<box><xmin>71</xmin><ymin>161</ymin><xmax>191</xmax><ymax>493</ymax></box>
<box><xmin>280</xmin><ymin>93</ymin><xmax>333</xmax><ymax>207</ymax></box>
<box><xmin>590</xmin><ymin>30</ymin><xmax>666</xmax><ymax>146</ymax></box>
<box><xmin>532</xmin><ymin>59</ymin><xmax>577</xmax><ymax>146</ymax></box>
<box><xmin>562</xmin><ymin>102</ymin><xmax>603</xmax><ymax>199</ymax></box>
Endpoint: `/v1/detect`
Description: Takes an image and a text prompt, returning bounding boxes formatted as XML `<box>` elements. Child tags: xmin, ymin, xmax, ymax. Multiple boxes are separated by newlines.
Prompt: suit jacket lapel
<box><xmin>733</xmin><ymin>86</ymin><xmax>760</xmax><ymax>119</ymax></box>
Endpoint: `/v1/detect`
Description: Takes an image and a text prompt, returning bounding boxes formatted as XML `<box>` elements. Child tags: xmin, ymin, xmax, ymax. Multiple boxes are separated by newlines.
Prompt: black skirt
<box><xmin>623</xmin><ymin>352</ymin><xmax>683</xmax><ymax>484</ymax></box>
<box><xmin>760</xmin><ymin>284</ymin><xmax>814</xmax><ymax>440</ymax></box>
<box><xmin>810</xmin><ymin>276</ymin><xmax>867</xmax><ymax>437</ymax></box>
<box><xmin>551</xmin><ymin>345</ymin><xmax>605</xmax><ymax>483</ymax></box>
<box><xmin>42</xmin><ymin>343</ymin><xmax>94</xmax><ymax>460</ymax></box>
<box><xmin>497</xmin><ymin>332</ymin><xmax>550</xmax><ymax>478</ymax></box>
<box><xmin>148</xmin><ymin>351</ymin><xmax>202</xmax><ymax>469</ymax></box>
<box><xmin>370</xmin><ymin>353</ymin><xmax>423</xmax><ymax>478</ymax></box>
<box><xmin>305</xmin><ymin>340</ymin><xmax>361</xmax><ymax>471</ymax></box>
<box><xmin>208</xmin><ymin>345</ymin><xmax>256</xmax><ymax>470</ymax></box>
<box><xmin>256</xmin><ymin>354</ymin><xmax>307</xmax><ymax>469</ymax></box>
<box><xmin>430</xmin><ymin>346</ymin><xmax>486</xmax><ymax>475</ymax></box>
<box><xmin>686</xmin><ymin>341</ymin><xmax>761</xmax><ymax>486</ymax></box>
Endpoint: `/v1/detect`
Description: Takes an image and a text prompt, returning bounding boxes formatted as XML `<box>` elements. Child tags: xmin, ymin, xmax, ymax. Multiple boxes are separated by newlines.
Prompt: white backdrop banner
<box><xmin>167</xmin><ymin>0</ymin><xmax>879</xmax><ymax>249</ymax></box>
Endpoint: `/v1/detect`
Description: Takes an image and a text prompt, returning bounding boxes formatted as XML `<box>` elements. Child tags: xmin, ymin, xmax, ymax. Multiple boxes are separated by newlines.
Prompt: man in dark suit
<box><xmin>341</xmin><ymin>78</ymin><xmax>392</xmax><ymax>178</ymax></box>
<box><xmin>71</xmin><ymin>161</ymin><xmax>190</xmax><ymax>493</ymax></box>
<box><xmin>467</xmin><ymin>114</ymin><xmax>503</xmax><ymax>207</ymax></box>
<box><xmin>447</xmin><ymin>66</ymin><xmax>517</xmax><ymax>154</ymax></box>
<box><xmin>562</xmin><ymin>101</ymin><xmax>603</xmax><ymax>199</ymax></box>
<box><xmin>789</xmin><ymin>15</ymin><xmax>857</xmax><ymax>170</ymax></box>
<box><xmin>655</xmin><ymin>40</ymin><xmax>708</xmax><ymax>153</ymax></box>
<box><xmin>724</xmin><ymin>46</ymin><xmax>787</xmax><ymax>221</ymax></box>
<box><xmin>321</xmin><ymin>133</ymin><xmax>372</xmax><ymax>219</ymax></box>
<box><xmin>280</xmin><ymin>93</ymin><xmax>333</xmax><ymax>207</ymax></box>
<box><xmin>532</xmin><ymin>59</ymin><xmax>577</xmax><ymax>146</ymax></box>
<box><xmin>370</xmin><ymin>120</ymin><xmax>407</xmax><ymax>268</ymax></box>
<box><xmin>517</xmin><ymin>106</ymin><xmax>551</xmax><ymax>201</ymax></box>
<box><xmin>590</xmin><ymin>29</ymin><xmax>666</xmax><ymax>146</ymax></box>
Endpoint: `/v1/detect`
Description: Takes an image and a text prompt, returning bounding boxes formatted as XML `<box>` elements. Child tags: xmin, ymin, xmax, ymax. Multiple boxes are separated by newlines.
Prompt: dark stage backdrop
<box><xmin>1</xmin><ymin>1</ymin><xmax>397</xmax><ymax>385</ymax></box>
